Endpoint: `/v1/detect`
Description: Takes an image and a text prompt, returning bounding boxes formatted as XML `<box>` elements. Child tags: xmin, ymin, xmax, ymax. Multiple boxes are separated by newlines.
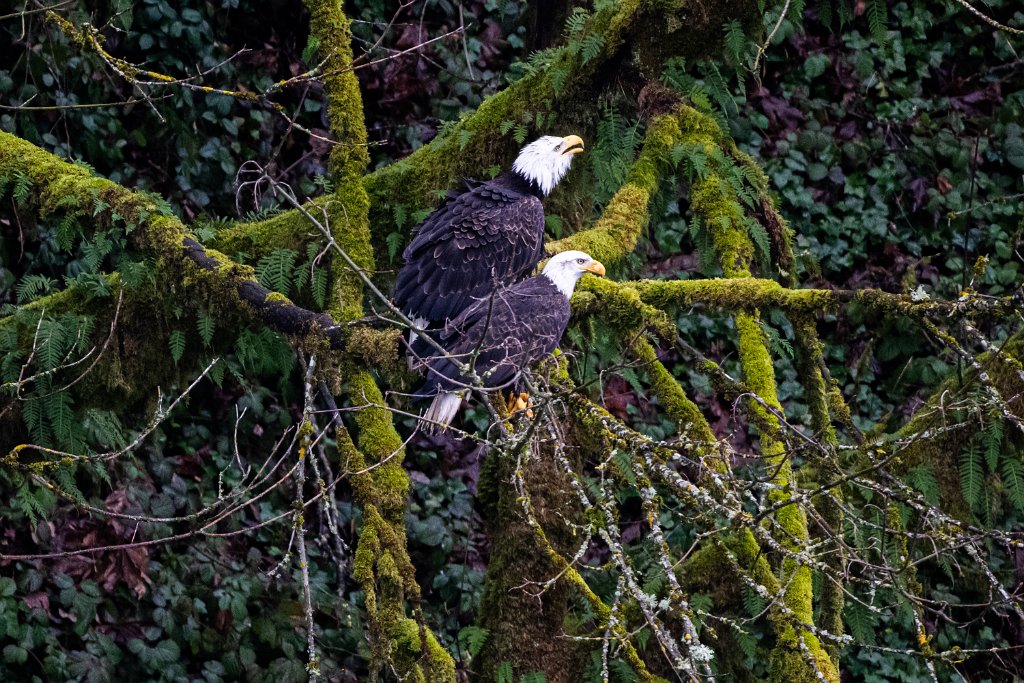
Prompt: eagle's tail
<box><xmin>422</xmin><ymin>391</ymin><xmax>463</xmax><ymax>432</ymax></box>
<box><xmin>406</xmin><ymin>317</ymin><xmax>430</xmax><ymax>370</ymax></box>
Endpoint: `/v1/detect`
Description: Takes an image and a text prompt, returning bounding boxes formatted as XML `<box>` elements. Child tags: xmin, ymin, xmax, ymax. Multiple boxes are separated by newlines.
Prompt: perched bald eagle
<box><xmin>393</xmin><ymin>134</ymin><xmax>585</xmax><ymax>354</ymax></box>
<box><xmin>419</xmin><ymin>250</ymin><xmax>605</xmax><ymax>429</ymax></box>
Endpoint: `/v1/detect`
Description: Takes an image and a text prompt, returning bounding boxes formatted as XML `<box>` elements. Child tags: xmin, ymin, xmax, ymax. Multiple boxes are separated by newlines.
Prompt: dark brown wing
<box><xmin>420</xmin><ymin>277</ymin><xmax>570</xmax><ymax>395</ymax></box>
<box><xmin>393</xmin><ymin>179</ymin><xmax>546</xmax><ymax>323</ymax></box>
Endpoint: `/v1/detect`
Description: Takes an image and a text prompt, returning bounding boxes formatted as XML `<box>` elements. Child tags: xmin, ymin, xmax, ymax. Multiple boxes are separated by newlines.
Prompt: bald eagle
<box><xmin>419</xmin><ymin>250</ymin><xmax>605</xmax><ymax>429</ymax></box>
<box><xmin>393</xmin><ymin>134</ymin><xmax>585</xmax><ymax>353</ymax></box>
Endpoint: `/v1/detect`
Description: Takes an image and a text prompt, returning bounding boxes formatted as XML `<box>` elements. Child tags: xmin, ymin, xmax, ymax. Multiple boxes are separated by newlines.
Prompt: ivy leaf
<box><xmin>3</xmin><ymin>644</ymin><xmax>27</xmax><ymax>664</ymax></box>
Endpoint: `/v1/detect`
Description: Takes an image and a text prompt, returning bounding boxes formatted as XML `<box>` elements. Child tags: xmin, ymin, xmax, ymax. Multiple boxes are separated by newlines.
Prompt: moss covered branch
<box><xmin>301</xmin><ymin>0</ymin><xmax>455</xmax><ymax>679</ymax></box>
<box><xmin>675</xmin><ymin>103</ymin><xmax>840</xmax><ymax>682</ymax></box>
<box><xmin>0</xmin><ymin>132</ymin><xmax>347</xmax><ymax>349</ymax></box>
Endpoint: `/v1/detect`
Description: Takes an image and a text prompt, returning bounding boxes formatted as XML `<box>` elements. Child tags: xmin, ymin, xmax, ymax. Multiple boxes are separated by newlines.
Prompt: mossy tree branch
<box><xmin>301</xmin><ymin>0</ymin><xmax>455</xmax><ymax>679</ymax></box>
<box><xmin>675</xmin><ymin>103</ymin><xmax>840</xmax><ymax>682</ymax></box>
<box><xmin>0</xmin><ymin>132</ymin><xmax>347</xmax><ymax>349</ymax></box>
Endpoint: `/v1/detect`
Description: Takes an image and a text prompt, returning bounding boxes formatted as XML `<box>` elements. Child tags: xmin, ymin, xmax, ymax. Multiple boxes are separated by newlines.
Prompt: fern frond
<box><xmin>907</xmin><ymin>464</ymin><xmax>939</xmax><ymax>506</ymax></box>
<box><xmin>12</xmin><ymin>170</ymin><xmax>31</xmax><ymax>206</ymax></box>
<box><xmin>982</xmin><ymin>416</ymin><xmax>1003</xmax><ymax>472</ymax></box>
<box><xmin>1000</xmin><ymin>455</ymin><xmax>1024</xmax><ymax>514</ymax></box>
<box><xmin>16</xmin><ymin>274</ymin><xmax>58</xmax><ymax>304</ymax></box>
<box><xmin>960</xmin><ymin>438</ymin><xmax>984</xmax><ymax>515</ymax></box>
<box><xmin>169</xmin><ymin>330</ymin><xmax>186</xmax><ymax>364</ymax></box>
<box><xmin>197</xmin><ymin>312</ymin><xmax>215</xmax><ymax>348</ymax></box>
<box><xmin>844</xmin><ymin>600</ymin><xmax>879</xmax><ymax>645</ymax></box>
<box><xmin>866</xmin><ymin>0</ymin><xmax>888</xmax><ymax>45</ymax></box>
<box><xmin>580</xmin><ymin>35</ymin><xmax>604</xmax><ymax>64</ymax></box>
<box><xmin>256</xmin><ymin>248</ymin><xmax>299</xmax><ymax>293</ymax></box>
<box><xmin>723</xmin><ymin>20</ymin><xmax>748</xmax><ymax>68</ymax></box>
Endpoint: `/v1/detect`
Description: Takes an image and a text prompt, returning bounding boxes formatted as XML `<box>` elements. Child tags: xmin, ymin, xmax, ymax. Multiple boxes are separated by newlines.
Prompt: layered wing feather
<box><xmin>420</xmin><ymin>277</ymin><xmax>570</xmax><ymax>395</ymax></box>
<box><xmin>393</xmin><ymin>179</ymin><xmax>546</xmax><ymax>324</ymax></box>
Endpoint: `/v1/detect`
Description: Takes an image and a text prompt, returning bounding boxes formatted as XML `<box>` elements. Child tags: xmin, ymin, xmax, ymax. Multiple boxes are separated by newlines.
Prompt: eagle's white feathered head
<box><xmin>512</xmin><ymin>134</ymin><xmax>585</xmax><ymax>196</ymax></box>
<box><xmin>543</xmin><ymin>250</ymin><xmax>605</xmax><ymax>298</ymax></box>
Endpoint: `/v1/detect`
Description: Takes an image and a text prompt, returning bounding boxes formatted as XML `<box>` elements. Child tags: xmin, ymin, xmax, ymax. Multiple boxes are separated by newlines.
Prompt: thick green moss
<box><xmin>302</xmin><ymin>0</ymin><xmax>373</xmax><ymax>323</ymax></box>
<box><xmin>393</xmin><ymin>618</ymin><xmax>456</xmax><ymax>683</ymax></box>
<box><xmin>573</xmin><ymin>277</ymin><xmax>675</xmax><ymax>338</ymax></box>
<box><xmin>632</xmin><ymin>337</ymin><xmax>717</xmax><ymax>444</ymax></box>
<box><xmin>625</xmin><ymin>277</ymin><xmax>839</xmax><ymax>315</ymax></box>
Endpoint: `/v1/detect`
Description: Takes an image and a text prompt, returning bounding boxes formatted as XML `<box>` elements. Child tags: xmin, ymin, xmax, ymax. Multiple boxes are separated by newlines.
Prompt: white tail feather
<box><xmin>406</xmin><ymin>316</ymin><xmax>429</xmax><ymax>370</ymax></box>
<box><xmin>422</xmin><ymin>392</ymin><xmax>463</xmax><ymax>431</ymax></box>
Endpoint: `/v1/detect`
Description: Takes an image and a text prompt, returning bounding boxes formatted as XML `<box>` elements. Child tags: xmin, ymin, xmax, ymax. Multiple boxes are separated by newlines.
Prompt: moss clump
<box><xmin>573</xmin><ymin>277</ymin><xmax>675</xmax><ymax>338</ymax></box>
<box><xmin>393</xmin><ymin>618</ymin><xmax>456</xmax><ymax>683</ymax></box>
<box><xmin>263</xmin><ymin>291</ymin><xmax>291</xmax><ymax>304</ymax></box>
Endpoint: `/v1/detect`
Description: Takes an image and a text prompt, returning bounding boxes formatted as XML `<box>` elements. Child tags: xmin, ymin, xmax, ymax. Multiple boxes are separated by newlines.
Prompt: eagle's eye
<box><xmin>576</xmin><ymin>258</ymin><xmax>585</xmax><ymax>264</ymax></box>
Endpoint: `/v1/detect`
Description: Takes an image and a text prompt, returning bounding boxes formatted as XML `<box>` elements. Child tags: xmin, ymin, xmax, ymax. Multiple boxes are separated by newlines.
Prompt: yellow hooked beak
<box><xmin>582</xmin><ymin>260</ymin><xmax>606</xmax><ymax>276</ymax></box>
<box><xmin>560</xmin><ymin>134</ymin><xmax>585</xmax><ymax>155</ymax></box>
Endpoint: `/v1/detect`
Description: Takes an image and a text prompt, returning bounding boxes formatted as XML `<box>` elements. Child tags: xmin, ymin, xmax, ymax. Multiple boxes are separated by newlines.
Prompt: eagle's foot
<box><xmin>509</xmin><ymin>391</ymin><xmax>534</xmax><ymax>419</ymax></box>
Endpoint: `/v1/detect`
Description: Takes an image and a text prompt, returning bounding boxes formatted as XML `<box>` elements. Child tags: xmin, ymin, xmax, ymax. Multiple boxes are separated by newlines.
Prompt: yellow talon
<box><xmin>509</xmin><ymin>392</ymin><xmax>533</xmax><ymax>419</ymax></box>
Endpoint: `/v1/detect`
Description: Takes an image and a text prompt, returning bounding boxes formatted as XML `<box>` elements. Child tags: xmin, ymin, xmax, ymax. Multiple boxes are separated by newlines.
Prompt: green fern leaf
<box><xmin>53</xmin><ymin>465</ymin><xmax>86</xmax><ymax>505</ymax></box>
<box><xmin>735</xmin><ymin>628</ymin><xmax>757</xmax><ymax>662</ymax></box>
<box><xmin>722</xmin><ymin>20</ymin><xmax>748</xmax><ymax>68</ymax></box>
<box><xmin>1001</xmin><ymin>455</ymin><xmax>1024</xmax><ymax>514</ymax></box>
<box><xmin>819</xmin><ymin>0</ymin><xmax>832</xmax><ymax>27</ymax></box>
<box><xmin>550</xmin><ymin>66</ymin><xmax>568</xmax><ymax>95</ymax></box>
<box><xmin>256</xmin><ymin>248</ymin><xmax>299</xmax><ymax>293</ymax></box>
<box><xmin>513</xmin><ymin>123</ymin><xmax>528</xmax><ymax>145</ymax></box>
<box><xmin>386</xmin><ymin>232</ymin><xmax>404</xmax><ymax>263</ymax></box>
<box><xmin>197</xmin><ymin>312</ymin><xmax>215</xmax><ymax>348</ymax></box>
<box><xmin>496</xmin><ymin>661</ymin><xmax>514</xmax><ymax>683</ymax></box>
<box><xmin>46</xmin><ymin>390</ymin><xmax>76</xmax><ymax>449</ymax></box>
<box><xmin>16</xmin><ymin>483</ymin><xmax>55</xmax><ymax>526</ymax></box>
<box><xmin>311</xmin><ymin>268</ymin><xmax>328</xmax><ymax>309</ymax></box>
<box><xmin>37</xmin><ymin>318</ymin><xmax>71</xmax><ymax>371</ymax></box>
<box><xmin>23</xmin><ymin>396</ymin><xmax>48</xmax><ymax>444</ymax></box>
<box><xmin>844</xmin><ymin>601</ymin><xmax>878</xmax><ymax>646</ymax></box>
<box><xmin>565</xmin><ymin>7</ymin><xmax>589</xmax><ymax>35</ymax></box>
<box><xmin>982</xmin><ymin>417</ymin><xmax>1003</xmax><ymax>472</ymax></box>
<box><xmin>580</xmin><ymin>35</ymin><xmax>604</xmax><ymax>64</ymax></box>
<box><xmin>169</xmin><ymin>330</ymin><xmax>186</xmax><ymax>364</ymax></box>
<box><xmin>742</xmin><ymin>584</ymin><xmax>766</xmax><ymax>617</ymax></box>
<box><xmin>12</xmin><ymin>170</ymin><xmax>31</xmax><ymax>206</ymax></box>
<box><xmin>458</xmin><ymin>626</ymin><xmax>488</xmax><ymax>658</ymax></box>
<box><xmin>57</xmin><ymin>213</ymin><xmax>82</xmax><ymax>251</ymax></box>
<box><xmin>16</xmin><ymin>274</ymin><xmax>58</xmax><ymax>304</ymax></box>
<box><xmin>747</xmin><ymin>220</ymin><xmax>772</xmax><ymax>272</ymax></box>
<box><xmin>907</xmin><ymin>464</ymin><xmax>939</xmax><ymax>506</ymax></box>
<box><xmin>960</xmin><ymin>439</ymin><xmax>984</xmax><ymax>515</ymax></box>
<box><xmin>866</xmin><ymin>0</ymin><xmax>887</xmax><ymax>44</ymax></box>
<box><xmin>302</xmin><ymin>35</ymin><xmax>320</xmax><ymax>64</ymax></box>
